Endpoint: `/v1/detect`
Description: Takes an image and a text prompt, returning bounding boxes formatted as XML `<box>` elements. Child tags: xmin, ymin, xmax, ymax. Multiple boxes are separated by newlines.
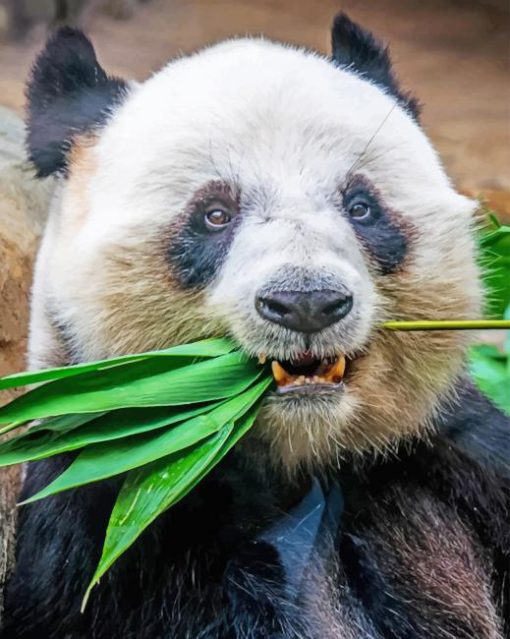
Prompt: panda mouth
<box><xmin>270</xmin><ymin>352</ymin><xmax>347</xmax><ymax>394</ymax></box>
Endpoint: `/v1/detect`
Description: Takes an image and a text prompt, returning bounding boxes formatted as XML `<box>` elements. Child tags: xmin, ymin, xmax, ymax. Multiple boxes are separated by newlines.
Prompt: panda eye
<box><xmin>204</xmin><ymin>207</ymin><xmax>232</xmax><ymax>230</ymax></box>
<box><xmin>348</xmin><ymin>200</ymin><xmax>371</xmax><ymax>221</ymax></box>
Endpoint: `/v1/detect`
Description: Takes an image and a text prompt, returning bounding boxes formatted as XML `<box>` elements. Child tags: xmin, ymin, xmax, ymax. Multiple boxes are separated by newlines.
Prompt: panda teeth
<box><xmin>326</xmin><ymin>355</ymin><xmax>346</xmax><ymax>382</ymax></box>
<box><xmin>271</xmin><ymin>355</ymin><xmax>347</xmax><ymax>389</ymax></box>
<box><xmin>271</xmin><ymin>361</ymin><xmax>294</xmax><ymax>386</ymax></box>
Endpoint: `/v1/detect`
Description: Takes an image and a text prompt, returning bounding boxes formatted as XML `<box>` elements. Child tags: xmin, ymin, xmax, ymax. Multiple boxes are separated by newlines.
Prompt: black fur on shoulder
<box><xmin>26</xmin><ymin>27</ymin><xmax>129</xmax><ymax>178</ymax></box>
<box><xmin>437</xmin><ymin>378</ymin><xmax>510</xmax><ymax>478</ymax></box>
<box><xmin>331</xmin><ymin>13</ymin><xmax>420</xmax><ymax>119</ymax></box>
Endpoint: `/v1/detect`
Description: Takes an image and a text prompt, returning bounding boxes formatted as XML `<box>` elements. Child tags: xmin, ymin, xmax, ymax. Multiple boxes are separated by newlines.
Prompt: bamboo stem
<box><xmin>383</xmin><ymin>320</ymin><xmax>510</xmax><ymax>331</ymax></box>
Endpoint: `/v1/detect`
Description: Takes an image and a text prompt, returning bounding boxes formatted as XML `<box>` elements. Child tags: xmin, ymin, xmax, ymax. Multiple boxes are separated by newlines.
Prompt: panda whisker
<box><xmin>345</xmin><ymin>103</ymin><xmax>398</xmax><ymax>180</ymax></box>
<box><xmin>351</xmin><ymin>140</ymin><xmax>407</xmax><ymax>174</ymax></box>
<box><xmin>207</xmin><ymin>137</ymin><xmax>224</xmax><ymax>183</ymax></box>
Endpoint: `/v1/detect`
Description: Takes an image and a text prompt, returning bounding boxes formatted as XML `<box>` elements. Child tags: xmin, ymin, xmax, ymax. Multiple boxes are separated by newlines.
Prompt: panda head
<box><xmin>27</xmin><ymin>16</ymin><xmax>481</xmax><ymax>471</ymax></box>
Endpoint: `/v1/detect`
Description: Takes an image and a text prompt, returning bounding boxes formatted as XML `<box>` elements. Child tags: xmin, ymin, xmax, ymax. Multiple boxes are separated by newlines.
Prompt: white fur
<box><xmin>28</xmin><ymin>37</ymin><xmax>481</xmax><ymax>466</ymax></box>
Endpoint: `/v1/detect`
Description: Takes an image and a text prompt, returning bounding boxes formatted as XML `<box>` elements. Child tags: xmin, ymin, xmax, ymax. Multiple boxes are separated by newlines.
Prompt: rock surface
<box><xmin>0</xmin><ymin>106</ymin><xmax>53</xmax><ymax>620</ymax></box>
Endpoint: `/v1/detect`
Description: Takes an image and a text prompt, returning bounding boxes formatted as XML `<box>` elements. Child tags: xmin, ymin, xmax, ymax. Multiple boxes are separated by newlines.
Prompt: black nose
<box><xmin>255</xmin><ymin>289</ymin><xmax>353</xmax><ymax>333</ymax></box>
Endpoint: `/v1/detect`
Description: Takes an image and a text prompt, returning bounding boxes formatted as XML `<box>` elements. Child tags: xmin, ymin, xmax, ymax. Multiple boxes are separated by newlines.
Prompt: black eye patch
<box><xmin>167</xmin><ymin>181</ymin><xmax>241</xmax><ymax>289</ymax></box>
<box><xmin>342</xmin><ymin>181</ymin><xmax>409</xmax><ymax>275</ymax></box>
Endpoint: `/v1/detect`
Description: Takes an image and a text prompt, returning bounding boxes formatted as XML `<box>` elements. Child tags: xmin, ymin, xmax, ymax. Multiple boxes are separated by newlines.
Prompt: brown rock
<box><xmin>0</xmin><ymin>106</ymin><xmax>53</xmax><ymax>621</ymax></box>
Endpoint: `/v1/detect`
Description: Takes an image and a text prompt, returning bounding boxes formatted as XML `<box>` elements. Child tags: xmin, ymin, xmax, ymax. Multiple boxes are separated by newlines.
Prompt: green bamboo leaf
<box><xmin>470</xmin><ymin>347</ymin><xmax>508</xmax><ymax>383</ymax></box>
<box><xmin>469</xmin><ymin>344</ymin><xmax>507</xmax><ymax>363</ymax></box>
<box><xmin>504</xmin><ymin>305</ymin><xmax>510</xmax><ymax>360</ymax></box>
<box><xmin>0</xmin><ymin>402</ymin><xmax>222</xmax><ymax>466</ymax></box>
<box><xmin>0</xmin><ymin>412</ymin><xmax>105</xmax><ymax>438</ymax></box>
<box><xmin>82</xmin><ymin>424</ymin><xmax>234</xmax><ymax>609</ymax></box>
<box><xmin>469</xmin><ymin>345</ymin><xmax>510</xmax><ymax>414</ymax></box>
<box><xmin>0</xmin><ymin>337</ymin><xmax>235</xmax><ymax>391</ymax></box>
<box><xmin>480</xmin><ymin>225</ymin><xmax>510</xmax><ymax>248</ymax></box>
<box><xmin>487</xmin><ymin>214</ymin><xmax>502</xmax><ymax>229</ymax></box>
<box><xmin>480</xmin><ymin>381</ymin><xmax>510</xmax><ymax>414</ymax></box>
<box><xmin>22</xmin><ymin>378</ymin><xmax>270</xmax><ymax>502</ymax></box>
<box><xmin>0</xmin><ymin>351</ymin><xmax>262</xmax><ymax>425</ymax></box>
<box><xmin>83</xmin><ymin>402</ymin><xmax>261</xmax><ymax>608</ymax></box>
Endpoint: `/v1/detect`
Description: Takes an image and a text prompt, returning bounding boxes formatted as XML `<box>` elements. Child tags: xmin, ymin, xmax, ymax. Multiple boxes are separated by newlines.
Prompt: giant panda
<box><xmin>2</xmin><ymin>14</ymin><xmax>509</xmax><ymax>639</ymax></box>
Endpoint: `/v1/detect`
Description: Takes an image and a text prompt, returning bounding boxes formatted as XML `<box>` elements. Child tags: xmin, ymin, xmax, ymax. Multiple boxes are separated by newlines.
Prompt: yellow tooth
<box><xmin>258</xmin><ymin>353</ymin><xmax>267</xmax><ymax>365</ymax></box>
<box><xmin>328</xmin><ymin>355</ymin><xmax>346</xmax><ymax>382</ymax></box>
<box><xmin>271</xmin><ymin>361</ymin><xmax>297</xmax><ymax>387</ymax></box>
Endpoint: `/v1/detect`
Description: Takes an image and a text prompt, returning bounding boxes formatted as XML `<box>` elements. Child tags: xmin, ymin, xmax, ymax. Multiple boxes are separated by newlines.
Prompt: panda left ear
<box><xmin>331</xmin><ymin>13</ymin><xmax>420</xmax><ymax>120</ymax></box>
<box><xmin>26</xmin><ymin>27</ymin><xmax>129</xmax><ymax>178</ymax></box>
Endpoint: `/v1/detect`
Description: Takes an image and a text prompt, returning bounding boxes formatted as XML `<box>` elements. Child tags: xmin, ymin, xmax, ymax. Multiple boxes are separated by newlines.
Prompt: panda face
<box><xmin>28</xmin><ymin>25</ymin><xmax>481</xmax><ymax>470</ymax></box>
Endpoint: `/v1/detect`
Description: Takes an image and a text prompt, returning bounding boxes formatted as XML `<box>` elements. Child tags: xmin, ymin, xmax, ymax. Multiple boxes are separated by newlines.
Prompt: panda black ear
<box><xmin>26</xmin><ymin>27</ymin><xmax>129</xmax><ymax>178</ymax></box>
<box><xmin>331</xmin><ymin>13</ymin><xmax>420</xmax><ymax>119</ymax></box>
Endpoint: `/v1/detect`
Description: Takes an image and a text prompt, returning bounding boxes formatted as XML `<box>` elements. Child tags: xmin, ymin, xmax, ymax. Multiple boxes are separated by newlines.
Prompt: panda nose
<box><xmin>255</xmin><ymin>289</ymin><xmax>353</xmax><ymax>333</ymax></box>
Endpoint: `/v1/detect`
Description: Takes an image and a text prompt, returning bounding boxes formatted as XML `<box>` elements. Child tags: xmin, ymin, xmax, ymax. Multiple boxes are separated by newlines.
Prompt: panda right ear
<box><xmin>331</xmin><ymin>13</ymin><xmax>420</xmax><ymax>119</ymax></box>
<box><xmin>26</xmin><ymin>27</ymin><xmax>129</xmax><ymax>178</ymax></box>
